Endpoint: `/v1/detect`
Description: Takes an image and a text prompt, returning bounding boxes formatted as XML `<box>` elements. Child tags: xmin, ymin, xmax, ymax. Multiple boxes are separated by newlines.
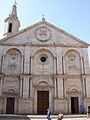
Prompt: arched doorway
<box><xmin>37</xmin><ymin>91</ymin><xmax>49</xmax><ymax>114</ymax></box>
<box><xmin>67</xmin><ymin>87</ymin><xmax>81</xmax><ymax>114</ymax></box>
<box><xmin>71</xmin><ymin>97</ymin><xmax>79</xmax><ymax>114</ymax></box>
<box><xmin>6</xmin><ymin>97</ymin><xmax>15</xmax><ymax>114</ymax></box>
<box><xmin>34</xmin><ymin>80</ymin><xmax>53</xmax><ymax>115</ymax></box>
<box><xmin>4</xmin><ymin>89</ymin><xmax>16</xmax><ymax>114</ymax></box>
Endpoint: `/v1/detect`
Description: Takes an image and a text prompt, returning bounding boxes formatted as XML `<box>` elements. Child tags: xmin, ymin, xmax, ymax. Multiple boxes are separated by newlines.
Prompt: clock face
<box><xmin>35</xmin><ymin>27</ymin><xmax>51</xmax><ymax>41</ymax></box>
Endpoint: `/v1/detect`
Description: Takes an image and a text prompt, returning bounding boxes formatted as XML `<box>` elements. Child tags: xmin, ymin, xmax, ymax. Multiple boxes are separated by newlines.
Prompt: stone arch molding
<box><xmin>3</xmin><ymin>47</ymin><xmax>22</xmax><ymax>56</ymax></box>
<box><xmin>63</xmin><ymin>48</ymin><xmax>81</xmax><ymax>57</ymax></box>
<box><xmin>68</xmin><ymin>87</ymin><xmax>80</xmax><ymax>93</ymax></box>
<box><xmin>8</xmin><ymin>89</ymin><xmax>16</xmax><ymax>94</ymax></box>
<box><xmin>3</xmin><ymin>88</ymin><xmax>16</xmax><ymax>95</ymax></box>
<box><xmin>34</xmin><ymin>78</ymin><xmax>52</xmax><ymax>87</ymax></box>
<box><xmin>31</xmin><ymin>48</ymin><xmax>55</xmax><ymax>58</ymax></box>
<box><xmin>4</xmin><ymin>48</ymin><xmax>22</xmax><ymax>74</ymax></box>
<box><xmin>38</xmin><ymin>81</ymin><xmax>48</xmax><ymax>86</ymax></box>
<box><xmin>67</xmin><ymin>87</ymin><xmax>81</xmax><ymax>96</ymax></box>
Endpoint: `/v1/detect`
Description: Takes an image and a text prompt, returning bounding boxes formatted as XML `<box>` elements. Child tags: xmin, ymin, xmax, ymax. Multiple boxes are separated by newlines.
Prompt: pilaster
<box><xmin>0</xmin><ymin>78</ymin><xmax>2</xmax><ymax>97</ymax></box>
<box><xmin>54</xmin><ymin>78</ymin><xmax>58</xmax><ymax>98</ymax></box>
<box><xmin>20</xmin><ymin>78</ymin><xmax>23</xmax><ymax>98</ymax></box>
<box><xmin>57</xmin><ymin>78</ymin><xmax>63</xmax><ymax>98</ymax></box>
<box><xmin>53</xmin><ymin>57</ymin><xmax>56</xmax><ymax>74</ymax></box>
<box><xmin>23</xmin><ymin>78</ymin><xmax>29</xmax><ymax>98</ymax></box>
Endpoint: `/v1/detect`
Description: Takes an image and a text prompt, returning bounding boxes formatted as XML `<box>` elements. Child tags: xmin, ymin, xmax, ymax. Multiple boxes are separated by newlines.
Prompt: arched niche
<box><xmin>64</xmin><ymin>49</ymin><xmax>81</xmax><ymax>75</ymax></box>
<box><xmin>32</xmin><ymin>49</ymin><xmax>54</xmax><ymax>75</ymax></box>
<box><xmin>4</xmin><ymin>48</ymin><xmax>22</xmax><ymax>74</ymax></box>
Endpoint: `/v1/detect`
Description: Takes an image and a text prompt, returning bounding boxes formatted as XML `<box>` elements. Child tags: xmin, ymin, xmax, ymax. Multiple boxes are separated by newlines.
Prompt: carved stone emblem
<box><xmin>35</xmin><ymin>27</ymin><xmax>51</xmax><ymax>41</ymax></box>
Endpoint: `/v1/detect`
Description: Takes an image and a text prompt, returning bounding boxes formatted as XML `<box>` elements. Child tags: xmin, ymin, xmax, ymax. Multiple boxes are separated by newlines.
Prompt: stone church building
<box><xmin>0</xmin><ymin>3</ymin><xmax>90</xmax><ymax>115</ymax></box>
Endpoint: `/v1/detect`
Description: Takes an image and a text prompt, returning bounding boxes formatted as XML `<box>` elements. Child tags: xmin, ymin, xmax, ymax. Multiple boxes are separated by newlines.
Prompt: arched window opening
<box><xmin>8</xmin><ymin>23</ymin><xmax>12</xmax><ymax>32</ymax></box>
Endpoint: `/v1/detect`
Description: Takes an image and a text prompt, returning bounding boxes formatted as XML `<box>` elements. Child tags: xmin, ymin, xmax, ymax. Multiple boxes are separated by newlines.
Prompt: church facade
<box><xmin>0</xmin><ymin>3</ymin><xmax>90</xmax><ymax>115</ymax></box>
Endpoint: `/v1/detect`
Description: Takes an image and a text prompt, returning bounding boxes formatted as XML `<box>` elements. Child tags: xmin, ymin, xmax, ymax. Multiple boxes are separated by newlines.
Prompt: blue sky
<box><xmin>0</xmin><ymin>0</ymin><xmax>90</xmax><ymax>62</ymax></box>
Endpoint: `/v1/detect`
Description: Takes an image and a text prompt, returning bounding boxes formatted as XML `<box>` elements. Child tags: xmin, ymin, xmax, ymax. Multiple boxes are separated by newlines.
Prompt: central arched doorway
<box><xmin>37</xmin><ymin>91</ymin><xmax>49</xmax><ymax>114</ymax></box>
<box><xmin>34</xmin><ymin>80</ymin><xmax>53</xmax><ymax>115</ymax></box>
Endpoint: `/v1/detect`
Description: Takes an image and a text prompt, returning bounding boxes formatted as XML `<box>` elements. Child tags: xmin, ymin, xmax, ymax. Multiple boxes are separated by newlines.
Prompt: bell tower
<box><xmin>4</xmin><ymin>2</ymin><xmax>20</xmax><ymax>36</ymax></box>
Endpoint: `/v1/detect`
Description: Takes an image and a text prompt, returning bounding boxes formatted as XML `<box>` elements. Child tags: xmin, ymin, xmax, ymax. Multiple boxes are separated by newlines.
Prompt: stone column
<box><xmin>31</xmin><ymin>56</ymin><xmax>34</xmax><ymax>74</ymax></box>
<box><xmin>53</xmin><ymin>57</ymin><xmax>56</xmax><ymax>74</ymax></box>
<box><xmin>63</xmin><ymin>78</ymin><xmax>65</xmax><ymax>98</ymax></box>
<box><xmin>0</xmin><ymin>78</ymin><xmax>2</xmax><ymax>113</ymax></box>
<box><xmin>29</xmin><ymin>56</ymin><xmax>31</xmax><ymax>74</ymax></box>
<box><xmin>54</xmin><ymin>78</ymin><xmax>58</xmax><ymax>98</ymax></box>
<box><xmin>80</xmin><ymin>56</ymin><xmax>84</xmax><ymax>75</ymax></box>
<box><xmin>84</xmin><ymin>78</ymin><xmax>87</xmax><ymax>97</ymax></box>
<box><xmin>63</xmin><ymin>56</ymin><xmax>65</xmax><ymax>74</ymax></box>
<box><xmin>23</xmin><ymin>78</ymin><xmax>29</xmax><ymax>98</ymax></box>
<box><xmin>0</xmin><ymin>56</ymin><xmax>3</xmax><ymax>73</ymax></box>
<box><xmin>82</xmin><ymin>57</ymin><xmax>85</xmax><ymax>74</ymax></box>
<box><xmin>28</xmin><ymin>78</ymin><xmax>32</xmax><ymax>98</ymax></box>
<box><xmin>1</xmin><ymin>55</ymin><xmax>4</xmax><ymax>73</ymax></box>
<box><xmin>57</xmin><ymin>78</ymin><xmax>63</xmax><ymax>98</ymax></box>
<box><xmin>62</xmin><ymin>56</ymin><xmax>64</xmax><ymax>74</ymax></box>
<box><xmin>24</xmin><ymin>47</ymin><xmax>30</xmax><ymax>74</ymax></box>
<box><xmin>21</xmin><ymin>55</ymin><xmax>24</xmax><ymax>74</ymax></box>
<box><xmin>80</xmin><ymin>56</ymin><xmax>84</xmax><ymax>104</ymax></box>
<box><xmin>30</xmin><ymin>78</ymin><xmax>33</xmax><ymax>98</ymax></box>
<box><xmin>0</xmin><ymin>78</ymin><xmax>2</xmax><ymax>96</ymax></box>
<box><xmin>20</xmin><ymin>78</ymin><xmax>23</xmax><ymax>98</ymax></box>
<box><xmin>55</xmin><ymin>57</ymin><xmax>57</xmax><ymax>74</ymax></box>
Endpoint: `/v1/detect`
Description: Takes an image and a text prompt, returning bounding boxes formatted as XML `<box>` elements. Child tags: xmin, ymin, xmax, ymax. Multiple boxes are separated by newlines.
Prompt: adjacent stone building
<box><xmin>0</xmin><ymin>3</ymin><xmax>90</xmax><ymax>115</ymax></box>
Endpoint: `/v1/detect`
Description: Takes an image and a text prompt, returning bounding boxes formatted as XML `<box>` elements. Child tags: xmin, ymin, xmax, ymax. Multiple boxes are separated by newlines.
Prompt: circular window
<box><xmin>40</xmin><ymin>56</ymin><xmax>47</xmax><ymax>62</ymax></box>
<box><xmin>40</xmin><ymin>54</ymin><xmax>48</xmax><ymax>63</ymax></box>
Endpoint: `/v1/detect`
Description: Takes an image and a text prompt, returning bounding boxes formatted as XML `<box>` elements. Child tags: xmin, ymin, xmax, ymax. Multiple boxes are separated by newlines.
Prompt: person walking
<box><xmin>47</xmin><ymin>108</ymin><xmax>52</xmax><ymax>120</ymax></box>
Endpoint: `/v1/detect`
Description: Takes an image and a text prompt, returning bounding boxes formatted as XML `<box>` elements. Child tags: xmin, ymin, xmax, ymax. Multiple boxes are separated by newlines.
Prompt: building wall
<box><xmin>0</xmin><ymin>21</ymin><xmax>90</xmax><ymax>114</ymax></box>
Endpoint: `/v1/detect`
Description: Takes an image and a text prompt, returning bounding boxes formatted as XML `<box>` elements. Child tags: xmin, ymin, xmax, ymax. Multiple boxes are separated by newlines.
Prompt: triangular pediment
<box><xmin>0</xmin><ymin>20</ymin><xmax>89</xmax><ymax>47</ymax></box>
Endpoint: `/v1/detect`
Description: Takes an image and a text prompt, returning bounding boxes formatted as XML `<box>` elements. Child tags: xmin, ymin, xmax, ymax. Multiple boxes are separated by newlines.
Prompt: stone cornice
<box><xmin>1</xmin><ymin>73</ymin><xmax>90</xmax><ymax>79</ymax></box>
<box><xmin>20</xmin><ymin>74</ymin><xmax>90</xmax><ymax>79</ymax></box>
<box><xmin>0</xmin><ymin>43</ymin><xmax>88</xmax><ymax>48</ymax></box>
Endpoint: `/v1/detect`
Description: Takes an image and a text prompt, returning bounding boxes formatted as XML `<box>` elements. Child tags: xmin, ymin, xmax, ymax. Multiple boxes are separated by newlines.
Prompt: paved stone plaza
<box><xmin>31</xmin><ymin>117</ymin><xmax>90</xmax><ymax>120</ymax></box>
<box><xmin>0</xmin><ymin>115</ymin><xmax>89</xmax><ymax>120</ymax></box>
<box><xmin>31</xmin><ymin>118</ymin><xmax>90</xmax><ymax>120</ymax></box>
